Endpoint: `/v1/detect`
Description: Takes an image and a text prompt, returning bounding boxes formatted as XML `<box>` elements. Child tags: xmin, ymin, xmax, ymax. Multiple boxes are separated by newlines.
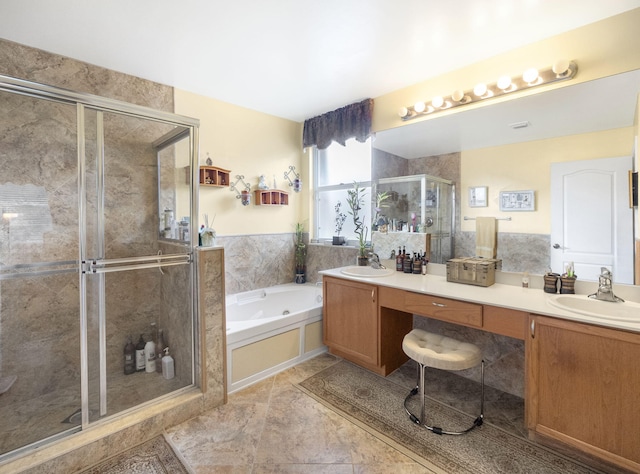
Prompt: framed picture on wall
<box><xmin>468</xmin><ymin>186</ymin><xmax>488</xmax><ymax>207</ymax></box>
<box><xmin>499</xmin><ymin>190</ymin><xmax>535</xmax><ymax>211</ymax></box>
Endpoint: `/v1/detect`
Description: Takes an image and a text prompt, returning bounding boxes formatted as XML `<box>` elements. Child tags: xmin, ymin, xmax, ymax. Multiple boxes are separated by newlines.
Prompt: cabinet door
<box><xmin>323</xmin><ymin>277</ymin><xmax>378</xmax><ymax>367</ymax></box>
<box><xmin>527</xmin><ymin>315</ymin><xmax>640</xmax><ymax>471</ymax></box>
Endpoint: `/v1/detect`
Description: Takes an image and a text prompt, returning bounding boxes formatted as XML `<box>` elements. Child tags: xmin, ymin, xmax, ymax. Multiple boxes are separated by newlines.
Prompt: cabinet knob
<box><xmin>432</xmin><ymin>302</ymin><xmax>446</xmax><ymax>307</ymax></box>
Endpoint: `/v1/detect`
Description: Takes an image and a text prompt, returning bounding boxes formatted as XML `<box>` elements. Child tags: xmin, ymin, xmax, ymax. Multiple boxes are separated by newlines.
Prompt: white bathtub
<box><xmin>226</xmin><ymin>283</ymin><xmax>326</xmax><ymax>393</ymax></box>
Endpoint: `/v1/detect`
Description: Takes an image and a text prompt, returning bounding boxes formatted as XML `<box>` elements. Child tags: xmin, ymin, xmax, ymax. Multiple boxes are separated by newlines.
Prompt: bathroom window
<box><xmin>313</xmin><ymin>138</ymin><xmax>372</xmax><ymax>242</ymax></box>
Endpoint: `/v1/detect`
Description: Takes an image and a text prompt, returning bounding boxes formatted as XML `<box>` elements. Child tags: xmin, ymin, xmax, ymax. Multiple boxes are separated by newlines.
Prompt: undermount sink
<box><xmin>340</xmin><ymin>266</ymin><xmax>395</xmax><ymax>277</ymax></box>
<box><xmin>548</xmin><ymin>294</ymin><xmax>640</xmax><ymax>322</ymax></box>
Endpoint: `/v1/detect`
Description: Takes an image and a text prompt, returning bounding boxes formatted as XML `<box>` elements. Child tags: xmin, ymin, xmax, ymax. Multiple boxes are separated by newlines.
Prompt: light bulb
<box><xmin>552</xmin><ymin>59</ymin><xmax>571</xmax><ymax>76</ymax></box>
<box><xmin>432</xmin><ymin>96</ymin><xmax>444</xmax><ymax>108</ymax></box>
<box><xmin>398</xmin><ymin>107</ymin><xmax>410</xmax><ymax>118</ymax></box>
<box><xmin>451</xmin><ymin>90</ymin><xmax>465</xmax><ymax>102</ymax></box>
<box><xmin>414</xmin><ymin>101</ymin><xmax>426</xmax><ymax>113</ymax></box>
<box><xmin>497</xmin><ymin>75</ymin><xmax>512</xmax><ymax>90</ymax></box>
<box><xmin>473</xmin><ymin>83</ymin><xmax>487</xmax><ymax>97</ymax></box>
<box><xmin>523</xmin><ymin>68</ymin><xmax>539</xmax><ymax>84</ymax></box>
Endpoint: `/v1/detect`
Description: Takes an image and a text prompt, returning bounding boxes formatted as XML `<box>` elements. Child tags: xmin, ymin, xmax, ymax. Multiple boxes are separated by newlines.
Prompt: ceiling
<box><xmin>1</xmin><ymin>1</ymin><xmax>639</xmax><ymax>124</ymax></box>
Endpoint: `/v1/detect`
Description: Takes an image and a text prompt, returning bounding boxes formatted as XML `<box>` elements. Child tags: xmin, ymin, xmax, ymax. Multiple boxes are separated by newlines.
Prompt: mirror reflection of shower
<box><xmin>372</xmin><ymin>174</ymin><xmax>454</xmax><ymax>264</ymax></box>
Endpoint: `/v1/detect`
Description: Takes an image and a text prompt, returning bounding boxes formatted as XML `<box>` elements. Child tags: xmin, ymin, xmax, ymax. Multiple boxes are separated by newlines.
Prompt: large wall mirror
<box><xmin>373</xmin><ymin>68</ymin><xmax>640</xmax><ymax>284</ymax></box>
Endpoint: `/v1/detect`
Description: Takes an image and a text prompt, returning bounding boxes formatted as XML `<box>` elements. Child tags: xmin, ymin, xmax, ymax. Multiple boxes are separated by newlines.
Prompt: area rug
<box><xmin>298</xmin><ymin>361</ymin><xmax>603</xmax><ymax>474</ymax></box>
<box><xmin>81</xmin><ymin>435</ymin><xmax>190</xmax><ymax>473</ymax></box>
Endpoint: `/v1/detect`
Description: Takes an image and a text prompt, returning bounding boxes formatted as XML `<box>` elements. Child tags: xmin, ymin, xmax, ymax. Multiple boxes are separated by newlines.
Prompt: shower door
<box><xmin>0</xmin><ymin>75</ymin><xmax>199</xmax><ymax>458</ymax></box>
<box><xmin>0</xmin><ymin>89</ymin><xmax>82</xmax><ymax>455</ymax></box>
<box><xmin>82</xmin><ymin>108</ymin><xmax>195</xmax><ymax>423</ymax></box>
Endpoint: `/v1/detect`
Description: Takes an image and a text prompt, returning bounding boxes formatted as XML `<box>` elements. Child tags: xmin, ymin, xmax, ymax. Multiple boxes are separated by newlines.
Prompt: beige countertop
<box><xmin>320</xmin><ymin>262</ymin><xmax>640</xmax><ymax>333</ymax></box>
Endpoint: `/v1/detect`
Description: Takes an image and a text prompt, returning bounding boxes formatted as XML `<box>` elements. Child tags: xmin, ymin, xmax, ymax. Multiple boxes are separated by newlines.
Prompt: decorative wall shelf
<box><xmin>254</xmin><ymin>189</ymin><xmax>289</xmax><ymax>206</ymax></box>
<box><xmin>199</xmin><ymin>166</ymin><xmax>230</xmax><ymax>187</ymax></box>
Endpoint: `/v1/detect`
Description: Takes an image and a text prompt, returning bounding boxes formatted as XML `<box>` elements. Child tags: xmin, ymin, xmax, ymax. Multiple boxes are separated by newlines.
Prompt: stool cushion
<box><xmin>402</xmin><ymin>329</ymin><xmax>481</xmax><ymax>371</ymax></box>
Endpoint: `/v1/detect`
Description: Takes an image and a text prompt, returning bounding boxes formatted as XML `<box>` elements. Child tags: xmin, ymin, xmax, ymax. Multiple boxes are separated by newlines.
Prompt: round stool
<box><xmin>402</xmin><ymin>328</ymin><xmax>484</xmax><ymax>435</ymax></box>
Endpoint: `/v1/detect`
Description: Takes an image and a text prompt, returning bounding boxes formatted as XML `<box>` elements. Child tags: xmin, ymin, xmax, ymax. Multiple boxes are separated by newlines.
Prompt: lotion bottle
<box><xmin>162</xmin><ymin>347</ymin><xmax>175</xmax><ymax>380</ymax></box>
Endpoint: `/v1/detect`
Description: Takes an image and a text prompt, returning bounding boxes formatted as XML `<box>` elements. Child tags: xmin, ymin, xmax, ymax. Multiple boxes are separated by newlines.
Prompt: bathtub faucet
<box><xmin>369</xmin><ymin>252</ymin><xmax>385</xmax><ymax>269</ymax></box>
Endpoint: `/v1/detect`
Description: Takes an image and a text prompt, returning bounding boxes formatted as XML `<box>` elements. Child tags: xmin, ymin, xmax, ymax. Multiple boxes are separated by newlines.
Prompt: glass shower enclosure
<box><xmin>371</xmin><ymin>174</ymin><xmax>454</xmax><ymax>263</ymax></box>
<box><xmin>0</xmin><ymin>75</ymin><xmax>199</xmax><ymax>458</ymax></box>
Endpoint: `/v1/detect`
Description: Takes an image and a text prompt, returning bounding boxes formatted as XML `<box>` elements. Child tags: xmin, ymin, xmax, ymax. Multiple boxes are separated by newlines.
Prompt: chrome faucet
<box><xmin>588</xmin><ymin>267</ymin><xmax>624</xmax><ymax>302</ymax></box>
<box><xmin>368</xmin><ymin>252</ymin><xmax>385</xmax><ymax>269</ymax></box>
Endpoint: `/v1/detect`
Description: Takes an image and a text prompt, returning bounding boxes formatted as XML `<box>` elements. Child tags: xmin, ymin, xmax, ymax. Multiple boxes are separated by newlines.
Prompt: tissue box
<box><xmin>446</xmin><ymin>257</ymin><xmax>502</xmax><ymax>287</ymax></box>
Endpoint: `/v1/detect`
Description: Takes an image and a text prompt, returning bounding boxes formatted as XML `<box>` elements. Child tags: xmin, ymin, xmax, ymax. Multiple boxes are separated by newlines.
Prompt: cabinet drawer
<box><xmin>379</xmin><ymin>287</ymin><xmax>483</xmax><ymax>328</ymax></box>
<box><xmin>483</xmin><ymin>305</ymin><xmax>527</xmax><ymax>340</ymax></box>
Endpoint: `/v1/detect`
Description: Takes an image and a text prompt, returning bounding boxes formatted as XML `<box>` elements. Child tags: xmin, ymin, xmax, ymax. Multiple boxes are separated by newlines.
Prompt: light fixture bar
<box><xmin>399</xmin><ymin>60</ymin><xmax>577</xmax><ymax>121</ymax></box>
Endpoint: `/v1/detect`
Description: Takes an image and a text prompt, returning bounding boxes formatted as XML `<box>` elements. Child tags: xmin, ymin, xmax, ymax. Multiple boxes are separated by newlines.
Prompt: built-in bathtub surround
<box><xmin>196</xmin><ymin>247</ymin><xmax>226</xmax><ymax>410</ymax></box>
<box><xmin>226</xmin><ymin>283</ymin><xmax>325</xmax><ymax>393</ymax></box>
<box><xmin>217</xmin><ymin>233</ymin><xmax>315</xmax><ymax>295</ymax></box>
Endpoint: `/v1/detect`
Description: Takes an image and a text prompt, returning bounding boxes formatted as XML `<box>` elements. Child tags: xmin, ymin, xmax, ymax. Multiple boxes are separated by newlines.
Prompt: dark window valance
<box><xmin>303</xmin><ymin>98</ymin><xmax>373</xmax><ymax>150</ymax></box>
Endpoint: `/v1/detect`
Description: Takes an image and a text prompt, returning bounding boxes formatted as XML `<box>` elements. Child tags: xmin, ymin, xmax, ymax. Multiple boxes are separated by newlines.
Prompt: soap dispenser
<box><xmin>162</xmin><ymin>347</ymin><xmax>175</xmax><ymax>380</ymax></box>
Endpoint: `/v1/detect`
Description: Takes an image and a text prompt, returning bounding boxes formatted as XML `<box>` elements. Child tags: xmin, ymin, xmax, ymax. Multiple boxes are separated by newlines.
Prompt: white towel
<box><xmin>475</xmin><ymin>217</ymin><xmax>496</xmax><ymax>258</ymax></box>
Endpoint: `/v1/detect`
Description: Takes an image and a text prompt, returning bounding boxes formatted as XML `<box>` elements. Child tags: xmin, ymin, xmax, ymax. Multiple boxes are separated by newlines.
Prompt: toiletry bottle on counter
<box><xmin>396</xmin><ymin>247</ymin><xmax>403</xmax><ymax>271</ymax></box>
<box><xmin>135</xmin><ymin>334</ymin><xmax>146</xmax><ymax>372</ymax></box>
<box><xmin>162</xmin><ymin>347</ymin><xmax>175</xmax><ymax>380</ymax></box>
<box><xmin>403</xmin><ymin>251</ymin><xmax>413</xmax><ymax>273</ymax></box>
<box><xmin>124</xmin><ymin>336</ymin><xmax>135</xmax><ymax>375</ymax></box>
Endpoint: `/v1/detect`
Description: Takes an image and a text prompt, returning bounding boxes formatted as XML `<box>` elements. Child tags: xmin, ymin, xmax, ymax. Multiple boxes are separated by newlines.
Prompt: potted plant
<box><xmin>346</xmin><ymin>182</ymin><xmax>369</xmax><ymax>266</ymax></box>
<box><xmin>333</xmin><ymin>202</ymin><xmax>347</xmax><ymax>245</ymax></box>
<box><xmin>294</xmin><ymin>222</ymin><xmax>306</xmax><ymax>283</ymax></box>
<box><xmin>373</xmin><ymin>191</ymin><xmax>390</xmax><ymax>232</ymax></box>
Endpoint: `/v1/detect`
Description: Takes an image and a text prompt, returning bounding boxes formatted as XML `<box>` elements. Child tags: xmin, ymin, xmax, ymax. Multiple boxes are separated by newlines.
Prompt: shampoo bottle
<box><xmin>162</xmin><ymin>347</ymin><xmax>175</xmax><ymax>380</ymax></box>
<box><xmin>144</xmin><ymin>337</ymin><xmax>156</xmax><ymax>373</ymax></box>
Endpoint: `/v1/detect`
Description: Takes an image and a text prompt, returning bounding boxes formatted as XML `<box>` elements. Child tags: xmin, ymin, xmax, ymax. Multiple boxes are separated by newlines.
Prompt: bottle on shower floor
<box><xmin>156</xmin><ymin>329</ymin><xmax>166</xmax><ymax>373</ymax></box>
<box><xmin>145</xmin><ymin>323</ymin><xmax>157</xmax><ymax>373</ymax></box>
<box><xmin>162</xmin><ymin>347</ymin><xmax>175</xmax><ymax>380</ymax></box>
<box><xmin>135</xmin><ymin>334</ymin><xmax>146</xmax><ymax>372</ymax></box>
<box><xmin>124</xmin><ymin>336</ymin><xmax>135</xmax><ymax>375</ymax></box>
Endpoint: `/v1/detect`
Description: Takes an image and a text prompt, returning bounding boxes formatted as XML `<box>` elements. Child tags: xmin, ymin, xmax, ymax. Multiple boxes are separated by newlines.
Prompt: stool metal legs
<box><xmin>404</xmin><ymin>360</ymin><xmax>485</xmax><ymax>435</ymax></box>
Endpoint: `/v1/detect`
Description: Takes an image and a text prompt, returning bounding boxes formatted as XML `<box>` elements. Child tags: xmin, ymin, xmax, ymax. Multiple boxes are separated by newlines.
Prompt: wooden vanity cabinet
<box><xmin>527</xmin><ymin>315</ymin><xmax>640</xmax><ymax>472</ymax></box>
<box><xmin>322</xmin><ymin>276</ymin><xmax>411</xmax><ymax>375</ymax></box>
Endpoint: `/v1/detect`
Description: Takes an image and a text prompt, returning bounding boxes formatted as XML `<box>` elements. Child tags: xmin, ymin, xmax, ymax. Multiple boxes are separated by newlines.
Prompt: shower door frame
<box><xmin>0</xmin><ymin>74</ymin><xmax>200</xmax><ymax>447</ymax></box>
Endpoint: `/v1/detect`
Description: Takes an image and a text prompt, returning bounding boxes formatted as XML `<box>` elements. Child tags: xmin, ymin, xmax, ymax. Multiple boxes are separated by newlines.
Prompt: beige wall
<box><xmin>174</xmin><ymin>89</ymin><xmax>305</xmax><ymax>235</ymax></box>
<box><xmin>461</xmin><ymin>127</ymin><xmax>635</xmax><ymax>234</ymax></box>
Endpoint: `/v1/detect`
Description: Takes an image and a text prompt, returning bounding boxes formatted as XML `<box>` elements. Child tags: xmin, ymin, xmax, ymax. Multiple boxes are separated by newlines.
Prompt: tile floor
<box><xmin>166</xmin><ymin>353</ymin><xmax>526</xmax><ymax>473</ymax></box>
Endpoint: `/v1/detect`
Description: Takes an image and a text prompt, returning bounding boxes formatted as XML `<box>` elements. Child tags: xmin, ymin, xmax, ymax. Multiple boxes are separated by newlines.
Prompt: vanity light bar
<box><xmin>398</xmin><ymin>60</ymin><xmax>577</xmax><ymax>121</ymax></box>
